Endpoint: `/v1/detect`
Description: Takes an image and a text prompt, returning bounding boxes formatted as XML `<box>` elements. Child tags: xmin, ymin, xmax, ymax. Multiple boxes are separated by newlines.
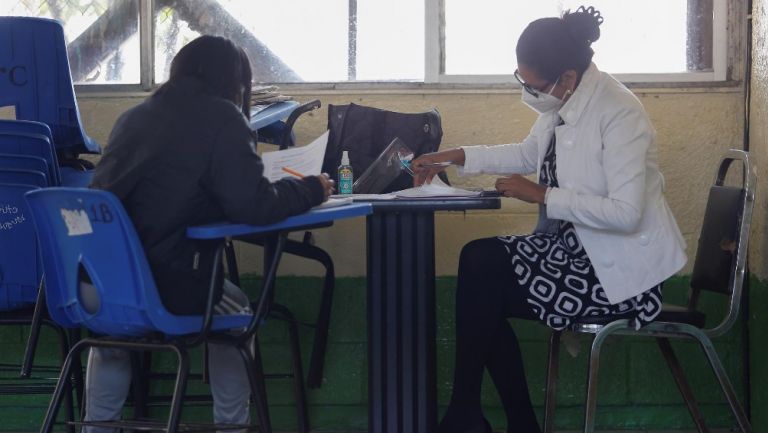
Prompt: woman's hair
<box><xmin>165</xmin><ymin>35</ymin><xmax>252</xmax><ymax>118</ymax></box>
<box><xmin>516</xmin><ymin>6</ymin><xmax>604</xmax><ymax>82</ymax></box>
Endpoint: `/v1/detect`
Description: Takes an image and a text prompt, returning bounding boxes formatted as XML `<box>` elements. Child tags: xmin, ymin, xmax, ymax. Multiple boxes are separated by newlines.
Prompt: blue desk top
<box><xmin>249</xmin><ymin>101</ymin><xmax>300</xmax><ymax>130</ymax></box>
<box><xmin>187</xmin><ymin>202</ymin><xmax>372</xmax><ymax>239</ymax></box>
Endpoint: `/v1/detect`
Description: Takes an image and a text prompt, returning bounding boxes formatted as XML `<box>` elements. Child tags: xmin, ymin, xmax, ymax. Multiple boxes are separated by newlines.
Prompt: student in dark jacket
<box><xmin>87</xmin><ymin>35</ymin><xmax>333</xmax><ymax>432</ymax></box>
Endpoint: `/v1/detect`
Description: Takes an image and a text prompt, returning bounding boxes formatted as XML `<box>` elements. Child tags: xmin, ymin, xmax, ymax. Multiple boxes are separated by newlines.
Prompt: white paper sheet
<box><xmin>394</xmin><ymin>176</ymin><xmax>481</xmax><ymax>198</ymax></box>
<box><xmin>313</xmin><ymin>196</ymin><xmax>354</xmax><ymax>209</ymax></box>
<box><xmin>261</xmin><ymin>130</ymin><xmax>329</xmax><ymax>182</ymax></box>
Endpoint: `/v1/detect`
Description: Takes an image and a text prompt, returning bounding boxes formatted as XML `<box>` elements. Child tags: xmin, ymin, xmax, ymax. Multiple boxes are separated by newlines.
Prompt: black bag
<box><xmin>324</xmin><ymin>103</ymin><xmax>444</xmax><ymax>193</ymax></box>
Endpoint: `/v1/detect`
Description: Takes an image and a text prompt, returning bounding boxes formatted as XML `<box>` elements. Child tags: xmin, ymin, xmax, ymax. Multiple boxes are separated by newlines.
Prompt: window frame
<box><xmin>74</xmin><ymin>0</ymin><xmax>736</xmax><ymax>94</ymax></box>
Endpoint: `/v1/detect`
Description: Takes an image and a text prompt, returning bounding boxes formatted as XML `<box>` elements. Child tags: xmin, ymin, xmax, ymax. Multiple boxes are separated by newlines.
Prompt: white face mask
<box><xmin>521</xmin><ymin>77</ymin><xmax>563</xmax><ymax>114</ymax></box>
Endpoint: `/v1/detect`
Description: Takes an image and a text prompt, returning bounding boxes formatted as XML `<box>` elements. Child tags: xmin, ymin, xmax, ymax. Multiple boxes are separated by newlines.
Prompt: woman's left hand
<box><xmin>495</xmin><ymin>175</ymin><xmax>548</xmax><ymax>204</ymax></box>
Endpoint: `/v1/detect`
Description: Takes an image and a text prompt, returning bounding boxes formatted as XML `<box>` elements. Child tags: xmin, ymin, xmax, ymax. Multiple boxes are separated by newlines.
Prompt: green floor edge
<box><xmin>0</xmin><ymin>274</ymin><xmax>764</xmax><ymax>432</ymax></box>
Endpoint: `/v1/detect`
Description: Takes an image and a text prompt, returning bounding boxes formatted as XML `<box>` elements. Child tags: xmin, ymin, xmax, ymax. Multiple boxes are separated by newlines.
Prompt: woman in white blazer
<box><xmin>412</xmin><ymin>6</ymin><xmax>686</xmax><ymax>433</ymax></box>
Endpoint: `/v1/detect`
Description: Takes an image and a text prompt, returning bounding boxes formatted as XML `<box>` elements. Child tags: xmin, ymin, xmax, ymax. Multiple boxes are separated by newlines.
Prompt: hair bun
<box><xmin>562</xmin><ymin>5</ymin><xmax>603</xmax><ymax>46</ymax></box>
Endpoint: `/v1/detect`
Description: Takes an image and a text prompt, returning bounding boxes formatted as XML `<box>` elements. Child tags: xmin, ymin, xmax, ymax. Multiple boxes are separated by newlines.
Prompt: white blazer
<box><xmin>461</xmin><ymin>63</ymin><xmax>686</xmax><ymax>305</ymax></box>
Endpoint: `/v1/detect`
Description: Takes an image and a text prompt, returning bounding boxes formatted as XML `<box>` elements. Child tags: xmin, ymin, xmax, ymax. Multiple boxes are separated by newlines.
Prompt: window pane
<box><xmin>444</xmin><ymin>0</ymin><xmax>700</xmax><ymax>76</ymax></box>
<box><xmin>155</xmin><ymin>0</ymin><xmax>349</xmax><ymax>84</ymax></box>
<box><xmin>355</xmin><ymin>0</ymin><xmax>424</xmax><ymax>81</ymax></box>
<box><xmin>154</xmin><ymin>0</ymin><xmax>424</xmax><ymax>84</ymax></box>
<box><xmin>1</xmin><ymin>0</ymin><xmax>140</xmax><ymax>84</ymax></box>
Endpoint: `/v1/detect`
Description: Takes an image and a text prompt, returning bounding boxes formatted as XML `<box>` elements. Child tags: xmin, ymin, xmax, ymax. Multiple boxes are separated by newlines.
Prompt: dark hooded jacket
<box><xmin>92</xmin><ymin>76</ymin><xmax>324</xmax><ymax>314</ymax></box>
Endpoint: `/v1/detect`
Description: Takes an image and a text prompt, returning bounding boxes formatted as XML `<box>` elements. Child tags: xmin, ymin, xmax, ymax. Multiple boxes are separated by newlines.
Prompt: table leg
<box><xmin>367</xmin><ymin>210</ymin><xmax>437</xmax><ymax>433</ymax></box>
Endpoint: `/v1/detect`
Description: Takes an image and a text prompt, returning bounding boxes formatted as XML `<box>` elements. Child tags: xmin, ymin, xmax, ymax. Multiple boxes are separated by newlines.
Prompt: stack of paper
<box><xmin>250</xmin><ymin>85</ymin><xmax>294</xmax><ymax>107</ymax></box>
<box><xmin>394</xmin><ymin>176</ymin><xmax>481</xmax><ymax>198</ymax></box>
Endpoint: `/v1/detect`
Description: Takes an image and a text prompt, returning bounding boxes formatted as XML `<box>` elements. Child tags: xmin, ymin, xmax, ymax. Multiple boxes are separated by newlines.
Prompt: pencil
<box><xmin>282</xmin><ymin>167</ymin><xmax>306</xmax><ymax>178</ymax></box>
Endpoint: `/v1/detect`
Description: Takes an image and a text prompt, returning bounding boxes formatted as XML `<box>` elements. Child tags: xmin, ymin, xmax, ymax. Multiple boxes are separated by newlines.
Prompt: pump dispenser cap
<box><xmin>341</xmin><ymin>150</ymin><xmax>350</xmax><ymax>166</ymax></box>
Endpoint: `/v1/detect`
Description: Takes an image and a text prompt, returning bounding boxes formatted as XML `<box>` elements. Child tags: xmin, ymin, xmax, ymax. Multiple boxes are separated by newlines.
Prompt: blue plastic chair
<box><xmin>0</xmin><ymin>183</ymin><xmax>42</xmax><ymax>309</ymax></box>
<box><xmin>0</xmin><ymin>154</ymin><xmax>50</xmax><ymax>181</ymax></box>
<box><xmin>0</xmin><ymin>17</ymin><xmax>100</xmax><ymax>156</ymax></box>
<box><xmin>0</xmin><ymin>169</ymin><xmax>47</xmax><ymax>188</ymax></box>
<box><xmin>0</xmin><ymin>183</ymin><xmax>82</xmax><ymax>433</ymax></box>
<box><xmin>25</xmin><ymin>188</ymin><xmax>252</xmax><ymax>337</ymax></box>
<box><xmin>0</xmin><ymin>120</ymin><xmax>61</xmax><ymax>184</ymax></box>
<box><xmin>26</xmin><ymin>188</ymin><xmax>267</xmax><ymax>433</ymax></box>
<box><xmin>0</xmin><ymin>133</ymin><xmax>59</xmax><ymax>184</ymax></box>
<box><xmin>0</xmin><ymin>119</ymin><xmax>54</xmax><ymax>139</ymax></box>
<box><xmin>0</xmin><ymin>119</ymin><xmax>92</xmax><ymax>188</ymax></box>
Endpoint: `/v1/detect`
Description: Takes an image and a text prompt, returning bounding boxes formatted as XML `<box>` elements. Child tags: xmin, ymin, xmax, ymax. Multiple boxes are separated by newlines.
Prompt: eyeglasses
<box><xmin>514</xmin><ymin>69</ymin><xmax>551</xmax><ymax>98</ymax></box>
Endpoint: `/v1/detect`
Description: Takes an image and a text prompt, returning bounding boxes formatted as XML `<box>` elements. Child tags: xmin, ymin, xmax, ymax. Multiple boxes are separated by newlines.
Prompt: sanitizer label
<box><xmin>338</xmin><ymin>168</ymin><xmax>353</xmax><ymax>194</ymax></box>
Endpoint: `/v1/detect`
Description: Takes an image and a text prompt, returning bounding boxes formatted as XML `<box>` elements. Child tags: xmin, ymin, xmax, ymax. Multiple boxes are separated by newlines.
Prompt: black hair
<box><xmin>165</xmin><ymin>35</ymin><xmax>252</xmax><ymax>118</ymax></box>
<box><xmin>516</xmin><ymin>6</ymin><xmax>604</xmax><ymax>82</ymax></box>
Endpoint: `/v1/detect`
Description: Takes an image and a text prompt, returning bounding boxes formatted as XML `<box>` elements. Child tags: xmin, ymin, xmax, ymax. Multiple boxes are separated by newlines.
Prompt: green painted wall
<box><xmin>0</xmin><ymin>274</ymin><xmax>762</xmax><ymax>432</ymax></box>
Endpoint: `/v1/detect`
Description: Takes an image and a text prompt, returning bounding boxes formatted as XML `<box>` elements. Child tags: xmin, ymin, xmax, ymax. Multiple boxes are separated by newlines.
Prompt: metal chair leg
<box><xmin>281</xmin><ymin>238</ymin><xmax>335</xmax><ymax>389</ymax></box>
<box><xmin>583</xmin><ymin>320</ymin><xmax>626</xmax><ymax>433</ymax></box>
<box><xmin>40</xmin><ymin>339</ymin><xmax>88</xmax><ymax>433</ymax></box>
<box><xmin>543</xmin><ymin>331</ymin><xmax>562</xmax><ymax>433</ymax></box>
<box><xmin>56</xmin><ymin>330</ymin><xmax>76</xmax><ymax>433</ymax></box>
<box><xmin>656</xmin><ymin>338</ymin><xmax>709</xmax><ymax>433</ymax></box>
<box><xmin>276</xmin><ymin>305</ymin><xmax>310</xmax><ymax>433</ymax></box>
<box><xmin>69</xmin><ymin>328</ymin><xmax>84</xmax><ymax>414</ymax></box>
<box><xmin>692</xmin><ymin>330</ymin><xmax>752</xmax><ymax>432</ymax></box>
<box><xmin>130</xmin><ymin>351</ymin><xmax>149</xmax><ymax>420</ymax></box>
<box><xmin>166</xmin><ymin>345</ymin><xmax>191</xmax><ymax>433</ymax></box>
<box><xmin>239</xmin><ymin>338</ymin><xmax>272</xmax><ymax>433</ymax></box>
<box><xmin>225</xmin><ymin>240</ymin><xmax>241</xmax><ymax>287</ymax></box>
<box><xmin>21</xmin><ymin>278</ymin><xmax>46</xmax><ymax>377</ymax></box>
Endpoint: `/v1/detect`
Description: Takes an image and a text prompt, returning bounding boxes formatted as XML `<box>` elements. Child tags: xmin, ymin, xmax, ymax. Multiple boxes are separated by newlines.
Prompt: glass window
<box><xmin>3</xmin><ymin>0</ymin><xmax>725</xmax><ymax>87</ymax></box>
<box><xmin>153</xmin><ymin>0</ymin><xmax>424</xmax><ymax>84</ymax></box>
<box><xmin>1</xmin><ymin>0</ymin><xmax>141</xmax><ymax>85</ymax></box>
<box><xmin>444</xmin><ymin>0</ymin><xmax>708</xmax><ymax>76</ymax></box>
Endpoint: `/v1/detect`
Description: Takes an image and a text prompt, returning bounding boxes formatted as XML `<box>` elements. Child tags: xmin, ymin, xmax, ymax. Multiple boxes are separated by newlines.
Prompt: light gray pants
<box><xmin>83</xmin><ymin>280</ymin><xmax>253</xmax><ymax>433</ymax></box>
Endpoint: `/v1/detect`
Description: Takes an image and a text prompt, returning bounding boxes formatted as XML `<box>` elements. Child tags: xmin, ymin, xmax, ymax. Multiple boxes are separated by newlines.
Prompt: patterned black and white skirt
<box><xmin>497</xmin><ymin>221</ymin><xmax>662</xmax><ymax>331</ymax></box>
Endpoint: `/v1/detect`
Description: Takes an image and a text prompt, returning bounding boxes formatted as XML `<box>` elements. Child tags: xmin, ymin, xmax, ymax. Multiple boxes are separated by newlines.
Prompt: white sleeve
<box><xmin>458</xmin><ymin>130</ymin><xmax>539</xmax><ymax>177</ymax></box>
<box><xmin>546</xmin><ymin>106</ymin><xmax>652</xmax><ymax>233</ymax></box>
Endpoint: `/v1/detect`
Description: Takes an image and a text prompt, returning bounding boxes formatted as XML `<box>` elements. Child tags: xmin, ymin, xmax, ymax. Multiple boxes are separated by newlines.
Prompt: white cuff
<box><xmin>544</xmin><ymin>187</ymin><xmax>553</xmax><ymax>204</ymax></box>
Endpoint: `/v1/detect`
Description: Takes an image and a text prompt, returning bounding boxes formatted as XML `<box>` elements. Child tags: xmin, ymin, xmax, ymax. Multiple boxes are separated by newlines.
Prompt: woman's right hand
<box><xmin>411</xmin><ymin>148</ymin><xmax>466</xmax><ymax>186</ymax></box>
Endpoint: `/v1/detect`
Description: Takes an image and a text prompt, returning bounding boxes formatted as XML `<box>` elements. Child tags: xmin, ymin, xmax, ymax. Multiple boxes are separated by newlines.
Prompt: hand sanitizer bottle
<box><xmin>338</xmin><ymin>151</ymin><xmax>354</xmax><ymax>195</ymax></box>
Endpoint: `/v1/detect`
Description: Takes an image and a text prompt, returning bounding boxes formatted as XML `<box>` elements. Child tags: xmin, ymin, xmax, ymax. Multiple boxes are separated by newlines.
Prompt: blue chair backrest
<box><xmin>0</xmin><ymin>133</ymin><xmax>59</xmax><ymax>185</ymax></box>
<box><xmin>0</xmin><ymin>169</ymin><xmax>47</xmax><ymax>188</ymax></box>
<box><xmin>0</xmin><ymin>120</ymin><xmax>54</xmax><ymax>141</ymax></box>
<box><xmin>0</xmin><ymin>120</ymin><xmax>60</xmax><ymax>184</ymax></box>
<box><xmin>25</xmin><ymin>188</ymin><xmax>223</xmax><ymax>337</ymax></box>
<box><xmin>0</xmin><ymin>183</ymin><xmax>42</xmax><ymax>310</ymax></box>
<box><xmin>0</xmin><ymin>17</ymin><xmax>100</xmax><ymax>155</ymax></box>
<box><xmin>0</xmin><ymin>154</ymin><xmax>50</xmax><ymax>182</ymax></box>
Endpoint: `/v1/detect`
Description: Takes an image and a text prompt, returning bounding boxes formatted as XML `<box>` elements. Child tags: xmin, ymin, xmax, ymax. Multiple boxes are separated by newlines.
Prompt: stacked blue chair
<box><xmin>0</xmin><ymin>17</ymin><xmax>100</xmax><ymax>157</ymax></box>
<box><xmin>27</xmin><ymin>188</ymin><xmax>278</xmax><ymax>433</ymax></box>
<box><xmin>0</xmin><ymin>184</ymin><xmax>78</xmax><ymax>432</ymax></box>
<box><xmin>0</xmin><ymin>120</ymin><xmax>81</xmax><ymax>432</ymax></box>
<box><xmin>0</xmin><ymin>17</ymin><xmax>99</xmax><ymax>188</ymax></box>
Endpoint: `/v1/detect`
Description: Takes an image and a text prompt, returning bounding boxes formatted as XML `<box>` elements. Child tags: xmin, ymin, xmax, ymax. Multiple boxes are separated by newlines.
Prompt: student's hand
<box><xmin>495</xmin><ymin>175</ymin><xmax>547</xmax><ymax>204</ymax></box>
<box><xmin>316</xmin><ymin>173</ymin><xmax>335</xmax><ymax>200</ymax></box>
<box><xmin>411</xmin><ymin>148</ymin><xmax>466</xmax><ymax>186</ymax></box>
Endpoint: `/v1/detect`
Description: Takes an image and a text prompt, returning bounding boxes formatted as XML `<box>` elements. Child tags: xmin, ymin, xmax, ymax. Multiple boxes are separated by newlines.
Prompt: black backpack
<box><xmin>323</xmin><ymin>103</ymin><xmax>444</xmax><ymax>193</ymax></box>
